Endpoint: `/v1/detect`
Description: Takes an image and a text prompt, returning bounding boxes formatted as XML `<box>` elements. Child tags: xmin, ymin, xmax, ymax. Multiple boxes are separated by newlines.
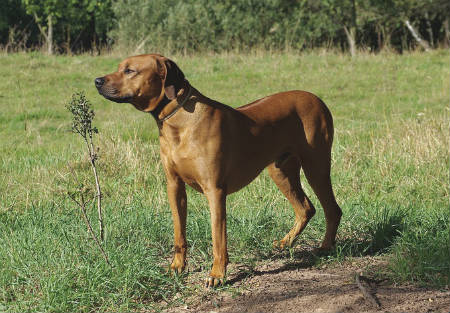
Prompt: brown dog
<box><xmin>95</xmin><ymin>54</ymin><xmax>342</xmax><ymax>287</ymax></box>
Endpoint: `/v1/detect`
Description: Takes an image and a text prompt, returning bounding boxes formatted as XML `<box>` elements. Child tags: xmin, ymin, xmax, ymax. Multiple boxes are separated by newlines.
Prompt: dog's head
<box><xmin>95</xmin><ymin>54</ymin><xmax>185</xmax><ymax>112</ymax></box>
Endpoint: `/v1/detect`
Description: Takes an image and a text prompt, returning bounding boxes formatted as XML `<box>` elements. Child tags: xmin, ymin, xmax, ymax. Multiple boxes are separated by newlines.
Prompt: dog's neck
<box><xmin>150</xmin><ymin>80</ymin><xmax>192</xmax><ymax>124</ymax></box>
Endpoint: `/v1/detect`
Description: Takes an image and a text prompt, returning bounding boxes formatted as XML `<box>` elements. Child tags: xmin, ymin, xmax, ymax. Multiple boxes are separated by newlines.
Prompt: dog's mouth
<box><xmin>97</xmin><ymin>87</ymin><xmax>133</xmax><ymax>103</ymax></box>
<box><xmin>102</xmin><ymin>93</ymin><xmax>133</xmax><ymax>103</ymax></box>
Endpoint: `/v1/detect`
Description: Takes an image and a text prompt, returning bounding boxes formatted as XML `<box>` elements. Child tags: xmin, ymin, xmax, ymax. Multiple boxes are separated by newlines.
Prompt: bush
<box><xmin>109</xmin><ymin>0</ymin><xmax>450</xmax><ymax>54</ymax></box>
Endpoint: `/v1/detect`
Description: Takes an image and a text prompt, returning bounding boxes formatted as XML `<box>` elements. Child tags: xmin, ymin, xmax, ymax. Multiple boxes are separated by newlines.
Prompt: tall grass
<box><xmin>0</xmin><ymin>50</ymin><xmax>448</xmax><ymax>312</ymax></box>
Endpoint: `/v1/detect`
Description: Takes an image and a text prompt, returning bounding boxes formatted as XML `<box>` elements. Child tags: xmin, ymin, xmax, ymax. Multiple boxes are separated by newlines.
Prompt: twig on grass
<box><xmin>68</xmin><ymin>188</ymin><xmax>111</xmax><ymax>266</ymax></box>
<box><xmin>355</xmin><ymin>272</ymin><xmax>381</xmax><ymax>308</ymax></box>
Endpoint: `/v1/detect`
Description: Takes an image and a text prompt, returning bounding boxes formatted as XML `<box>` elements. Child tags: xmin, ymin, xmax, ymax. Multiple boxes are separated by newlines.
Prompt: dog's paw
<box><xmin>205</xmin><ymin>276</ymin><xmax>224</xmax><ymax>288</ymax></box>
<box><xmin>169</xmin><ymin>266</ymin><xmax>185</xmax><ymax>275</ymax></box>
<box><xmin>319</xmin><ymin>240</ymin><xmax>336</xmax><ymax>251</ymax></box>
<box><xmin>169</xmin><ymin>260</ymin><xmax>186</xmax><ymax>275</ymax></box>
<box><xmin>311</xmin><ymin>246</ymin><xmax>334</xmax><ymax>256</ymax></box>
<box><xmin>273</xmin><ymin>239</ymin><xmax>288</xmax><ymax>250</ymax></box>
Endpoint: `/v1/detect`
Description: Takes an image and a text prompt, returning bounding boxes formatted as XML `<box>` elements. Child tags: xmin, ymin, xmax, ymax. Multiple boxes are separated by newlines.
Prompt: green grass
<box><xmin>0</xmin><ymin>50</ymin><xmax>449</xmax><ymax>312</ymax></box>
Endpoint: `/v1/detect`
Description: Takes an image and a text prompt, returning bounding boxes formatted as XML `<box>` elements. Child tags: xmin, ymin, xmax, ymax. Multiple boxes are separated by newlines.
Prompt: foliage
<box><xmin>66</xmin><ymin>92</ymin><xmax>98</xmax><ymax>140</ymax></box>
<box><xmin>1</xmin><ymin>0</ymin><xmax>449</xmax><ymax>53</ymax></box>
<box><xmin>110</xmin><ymin>0</ymin><xmax>450</xmax><ymax>53</ymax></box>
<box><xmin>16</xmin><ymin>0</ymin><xmax>114</xmax><ymax>53</ymax></box>
<box><xmin>0</xmin><ymin>0</ymin><xmax>35</xmax><ymax>51</ymax></box>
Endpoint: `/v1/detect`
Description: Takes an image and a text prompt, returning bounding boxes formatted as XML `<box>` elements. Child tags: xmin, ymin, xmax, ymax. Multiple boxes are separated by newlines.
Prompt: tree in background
<box><xmin>2</xmin><ymin>0</ymin><xmax>449</xmax><ymax>54</ymax></box>
<box><xmin>109</xmin><ymin>0</ymin><xmax>177</xmax><ymax>54</ymax></box>
<box><xmin>370</xmin><ymin>0</ymin><xmax>450</xmax><ymax>51</ymax></box>
<box><xmin>298</xmin><ymin>0</ymin><xmax>360</xmax><ymax>56</ymax></box>
<box><xmin>22</xmin><ymin>0</ymin><xmax>63</xmax><ymax>54</ymax></box>
<box><xmin>19</xmin><ymin>0</ymin><xmax>113</xmax><ymax>54</ymax></box>
<box><xmin>0</xmin><ymin>0</ymin><xmax>34</xmax><ymax>52</ymax></box>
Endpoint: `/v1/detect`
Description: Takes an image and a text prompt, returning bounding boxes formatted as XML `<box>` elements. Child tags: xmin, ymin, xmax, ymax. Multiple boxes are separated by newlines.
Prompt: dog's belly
<box><xmin>222</xmin><ymin>122</ymin><xmax>300</xmax><ymax>194</ymax></box>
<box><xmin>228</xmin><ymin>152</ymin><xmax>292</xmax><ymax>194</ymax></box>
<box><xmin>223</xmin><ymin>140</ymin><xmax>290</xmax><ymax>194</ymax></box>
<box><xmin>226</xmin><ymin>167</ymin><xmax>265</xmax><ymax>194</ymax></box>
<box><xmin>170</xmin><ymin>147</ymin><xmax>272</xmax><ymax>195</ymax></box>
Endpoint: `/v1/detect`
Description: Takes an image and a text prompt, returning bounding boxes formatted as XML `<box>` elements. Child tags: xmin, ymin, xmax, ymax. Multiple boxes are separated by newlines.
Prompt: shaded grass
<box><xmin>0</xmin><ymin>50</ymin><xmax>448</xmax><ymax>311</ymax></box>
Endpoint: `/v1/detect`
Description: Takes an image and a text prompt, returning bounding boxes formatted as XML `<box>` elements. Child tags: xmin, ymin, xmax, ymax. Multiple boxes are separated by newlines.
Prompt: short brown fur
<box><xmin>95</xmin><ymin>54</ymin><xmax>342</xmax><ymax>288</ymax></box>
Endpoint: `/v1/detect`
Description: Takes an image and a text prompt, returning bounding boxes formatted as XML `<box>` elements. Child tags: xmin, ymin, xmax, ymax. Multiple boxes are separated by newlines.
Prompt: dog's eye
<box><xmin>124</xmin><ymin>68</ymin><xmax>135</xmax><ymax>74</ymax></box>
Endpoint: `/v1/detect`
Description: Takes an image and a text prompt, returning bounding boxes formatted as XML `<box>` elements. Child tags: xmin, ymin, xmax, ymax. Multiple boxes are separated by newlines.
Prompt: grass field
<box><xmin>0</xmin><ymin>50</ymin><xmax>449</xmax><ymax>312</ymax></box>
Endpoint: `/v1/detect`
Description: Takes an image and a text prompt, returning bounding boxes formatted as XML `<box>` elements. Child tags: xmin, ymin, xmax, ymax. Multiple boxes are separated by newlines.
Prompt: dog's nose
<box><xmin>94</xmin><ymin>77</ymin><xmax>105</xmax><ymax>88</ymax></box>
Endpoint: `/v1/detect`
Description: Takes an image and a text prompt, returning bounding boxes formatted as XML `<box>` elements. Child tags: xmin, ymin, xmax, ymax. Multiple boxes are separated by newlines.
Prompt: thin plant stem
<box><xmin>69</xmin><ymin>191</ymin><xmax>110</xmax><ymax>266</ymax></box>
<box><xmin>84</xmin><ymin>135</ymin><xmax>104</xmax><ymax>242</ymax></box>
<box><xmin>66</xmin><ymin>92</ymin><xmax>107</xmax><ymax>262</ymax></box>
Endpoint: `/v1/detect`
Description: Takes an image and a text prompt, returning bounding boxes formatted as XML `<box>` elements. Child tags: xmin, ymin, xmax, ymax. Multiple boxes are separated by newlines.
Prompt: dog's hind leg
<box><xmin>268</xmin><ymin>156</ymin><xmax>316</xmax><ymax>250</ymax></box>
<box><xmin>302</xmin><ymin>153</ymin><xmax>342</xmax><ymax>250</ymax></box>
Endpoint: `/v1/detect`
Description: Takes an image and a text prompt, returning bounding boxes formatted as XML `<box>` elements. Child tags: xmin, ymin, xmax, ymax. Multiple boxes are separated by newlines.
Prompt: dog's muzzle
<box><xmin>94</xmin><ymin>77</ymin><xmax>132</xmax><ymax>103</ymax></box>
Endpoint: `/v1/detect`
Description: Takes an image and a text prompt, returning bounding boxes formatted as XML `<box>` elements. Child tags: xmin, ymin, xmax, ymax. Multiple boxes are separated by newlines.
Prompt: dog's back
<box><xmin>236</xmin><ymin>90</ymin><xmax>334</xmax><ymax>153</ymax></box>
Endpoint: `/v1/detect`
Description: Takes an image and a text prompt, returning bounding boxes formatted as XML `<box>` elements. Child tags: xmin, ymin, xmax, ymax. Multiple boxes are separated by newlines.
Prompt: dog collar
<box><xmin>157</xmin><ymin>85</ymin><xmax>192</xmax><ymax>123</ymax></box>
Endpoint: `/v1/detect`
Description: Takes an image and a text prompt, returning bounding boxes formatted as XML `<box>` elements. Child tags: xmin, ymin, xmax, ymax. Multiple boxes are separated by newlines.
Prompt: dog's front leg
<box><xmin>204</xmin><ymin>188</ymin><xmax>228</xmax><ymax>288</ymax></box>
<box><xmin>167</xmin><ymin>177</ymin><xmax>188</xmax><ymax>274</ymax></box>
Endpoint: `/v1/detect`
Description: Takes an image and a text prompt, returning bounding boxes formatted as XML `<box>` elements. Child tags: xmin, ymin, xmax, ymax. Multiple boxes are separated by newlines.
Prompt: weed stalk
<box><xmin>66</xmin><ymin>92</ymin><xmax>109</xmax><ymax>265</ymax></box>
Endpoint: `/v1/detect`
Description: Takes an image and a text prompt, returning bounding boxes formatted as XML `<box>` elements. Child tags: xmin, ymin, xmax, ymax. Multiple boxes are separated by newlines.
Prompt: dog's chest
<box><xmin>160</xmin><ymin>133</ymin><xmax>207</xmax><ymax>192</ymax></box>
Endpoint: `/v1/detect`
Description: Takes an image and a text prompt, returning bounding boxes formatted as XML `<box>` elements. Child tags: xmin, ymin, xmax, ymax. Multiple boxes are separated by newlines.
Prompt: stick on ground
<box><xmin>355</xmin><ymin>272</ymin><xmax>381</xmax><ymax>308</ymax></box>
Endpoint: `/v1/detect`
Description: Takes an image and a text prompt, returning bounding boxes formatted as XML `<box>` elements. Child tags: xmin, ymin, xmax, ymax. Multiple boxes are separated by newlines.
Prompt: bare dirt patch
<box><xmin>163</xmin><ymin>251</ymin><xmax>449</xmax><ymax>313</ymax></box>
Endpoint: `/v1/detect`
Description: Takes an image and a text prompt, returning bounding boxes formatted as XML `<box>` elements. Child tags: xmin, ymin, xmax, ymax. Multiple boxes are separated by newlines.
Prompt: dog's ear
<box><xmin>162</xmin><ymin>59</ymin><xmax>185</xmax><ymax>100</ymax></box>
